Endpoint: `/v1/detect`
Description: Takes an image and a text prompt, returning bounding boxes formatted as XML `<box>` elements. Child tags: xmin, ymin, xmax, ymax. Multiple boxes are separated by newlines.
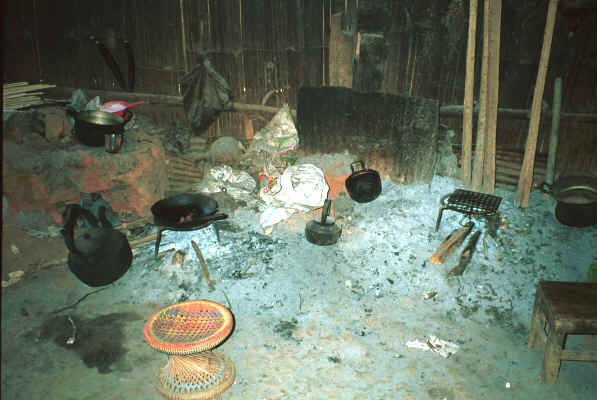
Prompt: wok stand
<box><xmin>154</xmin><ymin>220</ymin><xmax>221</xmax><ymax>258</ymax></box>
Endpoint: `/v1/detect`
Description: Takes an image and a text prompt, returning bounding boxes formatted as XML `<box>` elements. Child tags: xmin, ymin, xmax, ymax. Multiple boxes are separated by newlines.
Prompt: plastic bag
<box><xmin>245</xmin><ymin>105</ymin><xmax>299</xmax><ymax>179</ymax></box>
<box><xmin>259</xmin><ymin>164</ymin><xmax>329</xmax><ymax>232</ymax></box>
<box><xmin>249</xmin><ymin>104</ymin><xmax>298</xmax><ymax>155</ymax></box>
<box><xmin>181</xmin><ymin>58</ymin><xmax>232</xmax><ymax>133</ymax></box>
<box><xmin>201</xmin><ymin>165</ymin><xmax>257</xmax><ymax>201</ymax></box>
<box><xmin>269</xmin><ymin>164</ymin><xmax>328</xmax><ymax>208</ymax></box>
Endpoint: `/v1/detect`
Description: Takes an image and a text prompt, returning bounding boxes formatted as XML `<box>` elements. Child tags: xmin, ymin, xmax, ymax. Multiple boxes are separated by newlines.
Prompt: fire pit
<box><xmin>150</xmin><ymin>193</ymin><xmax>228</xmax><ymax>257</ymax></box>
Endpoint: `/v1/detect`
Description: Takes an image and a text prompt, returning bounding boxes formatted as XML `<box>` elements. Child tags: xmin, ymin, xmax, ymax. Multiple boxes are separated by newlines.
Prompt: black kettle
<box><xmin>345</xmin><ymin>161</ymin><xmax>382</xmax><ymax>203</ymax></box>
<box><xmin>61</xmin><ymin>204</ymin><xmax>132</xmax><ymax>287</ymax></box>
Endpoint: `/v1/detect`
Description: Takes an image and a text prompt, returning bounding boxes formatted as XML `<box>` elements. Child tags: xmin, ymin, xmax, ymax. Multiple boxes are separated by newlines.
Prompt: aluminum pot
<box><xmin>345</xmin><ymin>161</ymin><xmax>382</xmax><ymax>203</ymax></box>
<box><xmin>69</xmin><ymin>109</ymin><xmax>132</xmax><ymax>147</ymax></box>
<box><xmin>540</xmin><ymin>175</ymin><xmax>597</xmax><ymax>227</ymax></box>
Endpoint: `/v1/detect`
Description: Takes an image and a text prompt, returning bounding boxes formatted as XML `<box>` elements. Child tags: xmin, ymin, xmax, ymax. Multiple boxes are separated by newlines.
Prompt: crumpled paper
<box><xmin>405</xmin><ymin>335</ymin><xmax>459</xmax><ymax>358</ymax></box>
<box><xmin>200</xmin><ymin>165</ymin><xmax>257</xmax><ymax>201</ymax></box>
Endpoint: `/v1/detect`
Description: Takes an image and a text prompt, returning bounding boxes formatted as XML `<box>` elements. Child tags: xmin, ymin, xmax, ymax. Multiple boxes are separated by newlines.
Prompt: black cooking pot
<box><xmin>540</xmin><ymin>175</ymin><xmax>597</xmax><ymax>227</ymax></box>
<box><xmin>69</xmin><ymin>109</ymin><xmax>132</xmax><ymax>147</ymax></box>
<box><xmin>345</xmin><ymin>161</ymin><xmax>382</xmax><ymax>203</ymax></box>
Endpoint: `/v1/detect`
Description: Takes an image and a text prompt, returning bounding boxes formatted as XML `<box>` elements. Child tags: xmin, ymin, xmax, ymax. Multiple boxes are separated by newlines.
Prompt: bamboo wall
<box><xmin>3</xmin><ymin>0</ymin><xmax>596</xmax><ymax>175</ymax></box>
<box><xmin>3</xmin><ymin>0</ymin><xmax>340</xmax><ymax>135</ymax></box>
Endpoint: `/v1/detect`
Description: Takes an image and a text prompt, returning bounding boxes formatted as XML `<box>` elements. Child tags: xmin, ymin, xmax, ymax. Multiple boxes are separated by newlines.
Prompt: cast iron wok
<box><xmin>150</xmin><ymin>193</ymin><xmax>228</xmax><ymax>229</ymax></box>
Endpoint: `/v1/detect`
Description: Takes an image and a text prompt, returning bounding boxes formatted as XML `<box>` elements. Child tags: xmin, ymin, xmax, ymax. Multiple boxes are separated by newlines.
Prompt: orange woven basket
<box><xmin>143</xmin><ymin>300</ymin><xmax>234</xmax><ymax>355</ymax></box>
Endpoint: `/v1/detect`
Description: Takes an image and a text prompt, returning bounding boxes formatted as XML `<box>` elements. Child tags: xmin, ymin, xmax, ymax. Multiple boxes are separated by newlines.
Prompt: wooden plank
<box><xmin>329</xmin><ymin>12</ymin><xmax>353</xmax><ymax>88</ymax></box>
<box><xmin>560</xmin><ymin>350</ymin><xmax>597</xmax><ymax>362</ymax></box>
<box><xmin>496</xmin><ymin>159</ymin><xmax>546</xmax><ymax>174</ymax></box>
<box><xmin>496</xmin><ymin>165</ymin><xmax>545</xmax><ymax>179</ymax></box>
<box><xmin>461</xmin><ymin>0</ymin><xmax>478</xmax><ymax>188</ymax></box>
<box><xmin>168</xmin><ymin>171</ymin><xmax>204</xmax><ymax>180</ymax></box>
<box><xmin>516</xmin><ymin>0</ymin><xmax>559</xmax><ymax>208</ymax></box>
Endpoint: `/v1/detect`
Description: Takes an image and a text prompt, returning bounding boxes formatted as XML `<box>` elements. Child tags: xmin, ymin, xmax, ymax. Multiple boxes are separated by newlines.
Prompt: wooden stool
<box><xmin>528</xmin><ymin>281</ymin><xmax>597</xmax><ymax>383</ymax></box>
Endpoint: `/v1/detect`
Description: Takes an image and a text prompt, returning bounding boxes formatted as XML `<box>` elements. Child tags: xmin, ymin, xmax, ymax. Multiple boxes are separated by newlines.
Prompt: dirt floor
<box><xmin>2</xmin><ymin>176</ymin><xmax>597</xmax><ymax>400</ymax></box>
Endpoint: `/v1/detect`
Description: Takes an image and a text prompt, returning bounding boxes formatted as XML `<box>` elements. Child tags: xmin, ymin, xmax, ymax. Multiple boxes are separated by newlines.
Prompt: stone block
<box><xmin>3</xmin><ymin>128</ymin><xmax>167</xmax><ymax>226</ymax></box>
<box><xmin>44</xmin><ymin>112</ymin><xmax>65</xmax><ymax>141</ymax></box>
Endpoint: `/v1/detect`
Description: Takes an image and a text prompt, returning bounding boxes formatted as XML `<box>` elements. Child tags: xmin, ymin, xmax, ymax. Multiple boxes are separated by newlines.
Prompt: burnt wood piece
<box><xmin>297</xmin><ymin>86</ymin><xmax>438</xmax><ymax>183</ymax></box>
<box><xmin>191</xmin><ymin>240</ymin><xmax>215</xmax><ymax>292</ymax></box>
<box><xmin>446</xmin><ymin>229</ymin><xmax>481</xmax><ymax>278</ymax></box>
<box><xmin>430</xmin><ymin>222</ymin><xmax>474</xmax><ymax>265</ymax></box>
<box><xmin>528</xmin><ymin>281</ymin><xmax>597</xmax><ymax>384</ymax></box>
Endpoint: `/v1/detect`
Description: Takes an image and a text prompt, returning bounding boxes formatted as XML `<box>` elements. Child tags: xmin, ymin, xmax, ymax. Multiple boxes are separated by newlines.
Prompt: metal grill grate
<box><xmin>435</xmin><ymin>189</ymin><xmax>502</xmax><ymax>231</ymax></box>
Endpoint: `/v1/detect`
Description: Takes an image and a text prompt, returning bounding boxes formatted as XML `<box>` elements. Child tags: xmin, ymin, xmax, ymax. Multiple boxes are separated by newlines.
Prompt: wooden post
<box><xmin>462</xmin><ymin>0</ymin><xmax>478</xmax><ymax>188</ymax></box>
<box><xmin>545</xmin><ymin>77</ymin><xmax>562</xmax><ymax>185</ymax></box>
<box><xmin>472</xmin><ymin>0</ymin><xmax>491</xmax><ymax>192</ymax></box>
<box><xmin>482</xmin><ymin>0</ymin><xmax>502</xmax><ymax>194</ymax></box>
<box><xmin>329</xmin><ymin>12</ymin><xmax>353</xmax><ymax>88</ymax></box>
<box><xmin>516</xmin><ymin>0</ymin><xmax>559</xmax><ymax>207</ymax></box>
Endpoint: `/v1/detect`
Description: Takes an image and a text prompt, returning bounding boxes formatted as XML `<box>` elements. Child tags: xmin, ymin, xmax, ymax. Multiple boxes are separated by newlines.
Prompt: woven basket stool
<box><xmin>144</xmin><ymin>300</ymin><xmax>236</xmax><ymax>399</ymax></box>
<box><xmin>528</xmin><ymin>281</ymin><xmax>597</xmax><ymax>384</ymax></box>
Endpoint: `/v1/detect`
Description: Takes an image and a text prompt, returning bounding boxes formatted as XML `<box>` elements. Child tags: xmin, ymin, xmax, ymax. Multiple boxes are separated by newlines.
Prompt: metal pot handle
<box><xmin>60</xmin><ymin>204</ymin><xmax>100</xmax><ymax>256</ymax></box>
<box><xmin>539</xmin><ymin>182</ymin><xmax>553</xmax><ymax>195</ymax></box>
<box><xmin>350</xmin><ymin>161</ymin><xmax>365</xmax><ymax>174</ymax></box>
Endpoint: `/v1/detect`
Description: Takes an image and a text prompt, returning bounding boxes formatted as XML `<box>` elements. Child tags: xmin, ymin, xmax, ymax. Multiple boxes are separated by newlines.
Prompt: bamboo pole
<box><xmin>516</xmin><ymin>0</ymin><xmax>559</xmax><ymax>208</ymax></box>
<box><xmin>440</xmin><ymin>105</ymin><xmax>597</xmax><ymax>123</ymax></box>
<box><xmin>3</xmin><ymin>83</ymin><xmax>56</xmax><ymax>94</ymax></box>
<box><xmin>3</xmin><ymin>82</ymin><xmax>29</xmax><ymax>88</ymax></box>
<box><xmin>46</xmin><ymin>86</ymin><xmax>596</xmax><ymax>122</ymax></box>
<box><xmin>462</xmin><ymin>0</ymin><xmax>478</xmax><ymax>188</ymax></box>
<box><xmin>545</xmin><ymin>77</ymin><xmax>562</xmax><ymax>185</ymax></box>
<box><xmin>179</xmin><ymin>0</ymin><xmax>189</xmax><ymax>75</ymax></box>
<box><xmin>483</xmin><ymin>0</ymin><xmax>502</xmax><ymax>194</ymax></box>
<box><xmin>472</xmin><ymin>0</ymin><xmax>491</xmax><ymax>191</ymax></box>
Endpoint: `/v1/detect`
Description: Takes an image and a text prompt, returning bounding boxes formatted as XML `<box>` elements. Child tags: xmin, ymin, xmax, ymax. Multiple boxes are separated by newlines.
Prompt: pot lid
<box><xmin>77</xmin><ymin>110</ymin><xmax>125</xmax><ymax>126</ymax></box>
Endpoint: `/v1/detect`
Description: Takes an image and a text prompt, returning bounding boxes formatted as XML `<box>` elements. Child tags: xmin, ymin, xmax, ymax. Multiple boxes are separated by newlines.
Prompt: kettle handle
<box><xmin>60</xmin><ymin>204</ymin><xmax>100</xmax><ymax>255</ymax></box>
<box><xmin>350</xmin><ymin>161</ymin><xmax>365</xmax><ymax>174</ymax></box>
<box><xmin>321</xmin><ymin>199</ymin><xmax>331</xmax><ymax>224</ymax></box>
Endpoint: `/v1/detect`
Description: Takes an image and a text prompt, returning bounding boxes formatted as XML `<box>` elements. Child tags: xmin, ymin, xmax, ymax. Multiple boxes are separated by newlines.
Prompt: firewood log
<box><xmin>430</xmin><ymin>222</ymin><xmax>474</xmax><ymax>264</ymax></box>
